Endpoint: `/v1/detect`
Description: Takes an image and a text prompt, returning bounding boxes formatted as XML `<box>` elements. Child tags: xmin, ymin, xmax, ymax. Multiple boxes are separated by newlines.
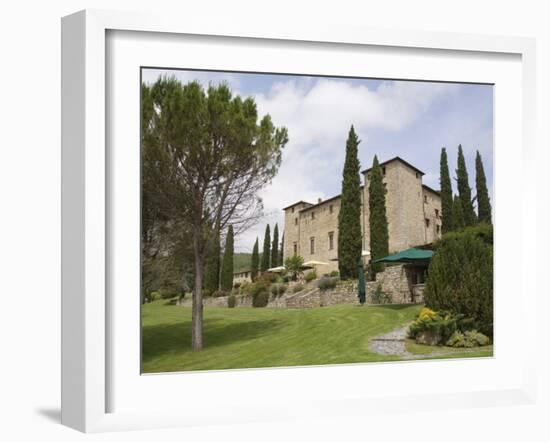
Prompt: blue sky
<box><xmin>143</xmin><ymin>68</ymin><xmax>494</xmax><ymax>252</ymax></box>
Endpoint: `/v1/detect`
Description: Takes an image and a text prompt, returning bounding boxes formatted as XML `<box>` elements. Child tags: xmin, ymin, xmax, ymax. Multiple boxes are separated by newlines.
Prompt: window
<box><xmin>425</xmin><ymin>218</ymin><xmax>430</xmax><ymax>228</ymax></box>
<box><xmin>293</xmin><ymin>242</ymin><xmax>297</xmax><ymax>256</ymax></box>
<box><xmin>436</xmin><ymin>225</ymin><xmax>441</xmax><ymax>234</ymax></box>
<box><xmin>311</xmin><ymin>212</ymin><xmax>315</xmax><ymax>220</ymax></box>
<box><xmin>416</xmin><ymin>172</ymin><xmax>420</xmax><ymax>179</ymax></box>
<box><xmin>328</xmin><ymin>231</ymin><xmax>334</xmax><ymax>250</ymax></box>
<box><xmin>435</xmin><ymin>209</ymin><xmax>439</xmax><ymax>218</ymax></box>
<box><xmin>310</xmin><ymin>237</ymin><xmax>315</xmax><ymax>254</ymax></box>
<box><xmin>382</xmin><ymin>166</ymin><xmax>386</xmax><ymax>176</ymax></box>
<box><xmin>424</xmin><ymin>195</ymin><xmax>428</xmax><ymax>203</ymax></box>
<box><xmin>291</xmin><ymin>207</ymin><xmax>294</xmax><ymax>213</ymax></box>
<box><xmin>329</xmin><ymin>204</ymin><xmax>333</xmax><ymax>214</ymax></box>
<box><xmin>294</xmin><ymin>217</ymin><xmax>298</xmax><ymax>225</ymax></box>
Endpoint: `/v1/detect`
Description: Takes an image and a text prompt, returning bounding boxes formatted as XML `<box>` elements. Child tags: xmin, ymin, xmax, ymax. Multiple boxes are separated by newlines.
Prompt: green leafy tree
<box><xmin>142</xmin><ymin>79</ymin><xmax>288</xmax><ymax>350</ymax></box>
<box><xmin>284</xmin><ymin>255</ymin><xmax>304</xmax><ymax>281</ymax></box>
<box><xmin>220</xmin><ymin>225</ymin><xmax>234</xmax><ymax>290</ymax></box>
<box><xmin>368</xmin><ymin>155</ymin><xmax>389</xmax><ymax>276</ymax></box>
<box><xmin>452</xmin><ymin>195</ymin><xmax>465</xmax><ymax>230</ymax></box>
<box><xmin>456</xmin><ymin>145</ymin><xmax>476</xmax><ymax>226</ymax></box>
<box><xmin>424</xmin><ymin>224</ymin><xmax>493</xmax><ymax>337</ymax></box>
<box><xmin>271</xmin><ymin>223</ymin><xmax>279</xmax><ymax>268</ymax></box>
<box><xmin>261</xmin><ymin>224</ymin><xmax>271</xmax><ymax>272</ymax></box>
<box><xmin>439</xmin><ymin>147</ymin><xmax>454</xmax><ymax>233</ymax></box>
<box><xmin>251</xmin><ymin>237</ymin><xmax>259</xmax><ymax>281</ymax></box>
<box><xmin>475</xmin><ymin>150</ymin><xmax>492</xmax><ymax>224</ymax></box>
<box><xmin>337</xmin><ymin>126</ymin><xmax>363</xmax><ymax>279</ymax></box>
<box><xmin>204</xmin><ymin>231</ymin><xmax>220</xmax><ymax>292</ymax></box>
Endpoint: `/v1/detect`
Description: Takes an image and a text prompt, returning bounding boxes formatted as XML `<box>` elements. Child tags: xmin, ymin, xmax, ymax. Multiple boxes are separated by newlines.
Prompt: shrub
<box><xmin>446</xmin><ymin>330</ymin><xmax>491</xmax><ymax>348</ymax></box>
<box><xmin>329</xmin><ymin>270</ymin><xmax>340</xmax><ymax>277</ymax></box>
<box><xmin>317</xmin><ymin>277</ymin><xmax>338</xmax><ymax>291</ymax></box>
<box><xmin>271</xmin><ymin>283</ymin><xmax>287</xmax><ymax>296</ymax></box>
<box><xmin>292</xmin><ymin>283</ymin><xmax>304</xmax><ymax>293</ymax></box>
<box><xmin>149</xmin><ymin>291</ymin><xmax>161</xmax><ymax>302</ymax></box>
<box><xmin>233</xmin><ymin>282</ymin><xmax>241</xmax><ymax>290</ymax></box>
<box><xmin>258</xmin><ymin>272</ymin><xmax>278</xmax><ymax>284</ymax></box>
<box><xmin>178</xmin><ymin>292</ymin><xmax>186</xmax><ymax>301</ymax></box>
<box><xmin>408</xmin><ymin>308</ymin><xmax>461</xmax><ymax>345</ymax></box>
<box><xmin>213</xmin><ymin>289</ymin><xmax>229</xmax><ymax>298</ymax></box>
<box><xmin>202</xmin><ymin>288</ymin><xmax>212</xmax><ymax>298</ymax></box>
<box><xmin>160</xmin><ymin>288</ymin><xmax>177</xmax><ymax>299</ymax></box>
<box><xmin>370</xmin><ymin>283</ymin><xmax>391</xmax><ymax>304</ymax></box>
<box><xmin>305</xmin><ymin>271</ymin><xmax>317</xmax><ymax>283</ymax></box>
<box><xmin>252</xmin><ymin>290</ymin><xmax>269</xmax><ymax>307</ymax></box>
<box><xmin>227</xmin><ymin>294</ymin><xmax>236</xmax><ymax>308</ymax></box>
<box><xmin>424</xmin><ymin>224</ymin><xmax>493</xmax><ymax>337</ymax></box>
<box><xmin>244</xmin><ymin>280</ymin><xmax>269</xmax><ymax>297</ymax></box>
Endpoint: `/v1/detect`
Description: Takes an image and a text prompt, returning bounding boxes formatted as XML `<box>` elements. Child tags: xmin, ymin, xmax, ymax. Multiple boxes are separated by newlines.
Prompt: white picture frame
<box><xmin>61</xmin><ymin>9</ymin><xmax>537</xmax><ymax>433</ymax></box>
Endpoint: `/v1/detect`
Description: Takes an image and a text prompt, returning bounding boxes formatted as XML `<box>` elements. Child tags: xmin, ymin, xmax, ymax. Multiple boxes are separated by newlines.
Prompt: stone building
<box><xmin>233</xmin><ymin>270</ymin><xmax>252</xmax><ymax>285</ymax></box>
<box><xmin>283</xmin><ymin>157</ymin><xmax>442</xmax><ymax>274</ymax></box>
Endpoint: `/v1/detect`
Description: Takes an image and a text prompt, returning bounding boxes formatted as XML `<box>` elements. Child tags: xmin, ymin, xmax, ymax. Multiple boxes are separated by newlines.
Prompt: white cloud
<box><xmin>141</xmin><ymin>70</ymin><xmax>488</xmax><ymax>252</ymax></box>
<box><xmin>234</xmin><ymin>79</ymin><xmax>456</xmax><ymax>251</ymax></box>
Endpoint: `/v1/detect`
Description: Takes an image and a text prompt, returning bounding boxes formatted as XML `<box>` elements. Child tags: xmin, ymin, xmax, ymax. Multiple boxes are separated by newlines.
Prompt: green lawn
<box><xmin>142</xmin><ymin>301</ymin><xmax>422</xmax><ymax>373</ymax></box>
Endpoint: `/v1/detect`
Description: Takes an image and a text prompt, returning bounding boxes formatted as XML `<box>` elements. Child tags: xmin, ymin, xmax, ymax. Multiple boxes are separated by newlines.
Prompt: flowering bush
<box><xmin>408</xmin><ymin>308</ymin><xmax>460</xmax><ymax>344</ymax></box>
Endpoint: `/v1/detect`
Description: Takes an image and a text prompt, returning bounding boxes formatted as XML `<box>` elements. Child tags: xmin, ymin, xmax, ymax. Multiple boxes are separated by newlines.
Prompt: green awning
<box><xmin>374</xmin><ymin>248</ymin><xmax>433</xmax><ymax>263</ymax></box>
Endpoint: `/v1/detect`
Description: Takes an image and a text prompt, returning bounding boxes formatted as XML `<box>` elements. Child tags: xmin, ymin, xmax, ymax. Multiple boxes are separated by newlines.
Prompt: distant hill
<box><xmin>234</xmin><ymin>253</ymin><xmax>252</xmax><ymax>273</ymax></box>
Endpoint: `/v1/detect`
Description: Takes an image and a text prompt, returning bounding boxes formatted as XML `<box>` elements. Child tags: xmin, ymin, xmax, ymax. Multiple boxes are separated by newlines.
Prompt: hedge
<box><xmin>423</xmin><ymin>223</ymin><xmax>493</xmax><ymax>337</ymax></box>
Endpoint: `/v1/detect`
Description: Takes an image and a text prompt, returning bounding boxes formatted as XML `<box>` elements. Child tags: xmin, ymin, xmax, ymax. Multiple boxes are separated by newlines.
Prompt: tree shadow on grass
<box><xmin>142</xmin><ymin>318</ymin><xmax>284</xmax><ymax>360</ymax></box>
<box><xmin>373</xmin><ymin>304</ymin><xmax>419</xmax><ymax>311</ymax></box>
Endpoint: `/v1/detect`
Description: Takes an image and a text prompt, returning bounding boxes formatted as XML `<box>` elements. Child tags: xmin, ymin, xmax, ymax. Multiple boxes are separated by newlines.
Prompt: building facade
<box><xmin>283</xmin><ymin>157</ymin><xmax>442</xmax><ymax>273</ymax></box>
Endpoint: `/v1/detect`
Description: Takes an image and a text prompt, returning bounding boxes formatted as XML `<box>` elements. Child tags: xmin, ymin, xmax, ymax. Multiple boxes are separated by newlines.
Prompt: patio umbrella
<box><xmin>373</xmin><ymin>248</ymin><xmax>433</xmax><ymax>263</ymax></box>
<box><xmin>303</xmin><ymin>260</ymin><xmax>329</xmax><ymax>267</ymax></box>
<box><xmin>267</xmin><ymin>266</ymin><xmax>286</xmax><ymax>273</ymax></box>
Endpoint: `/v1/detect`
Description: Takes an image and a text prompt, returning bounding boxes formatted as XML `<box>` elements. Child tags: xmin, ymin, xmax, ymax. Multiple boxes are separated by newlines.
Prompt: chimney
<box><xmin>317</xmin><ymin>198</ymin><xmax>322</xmax><ymax>204</ymax></box>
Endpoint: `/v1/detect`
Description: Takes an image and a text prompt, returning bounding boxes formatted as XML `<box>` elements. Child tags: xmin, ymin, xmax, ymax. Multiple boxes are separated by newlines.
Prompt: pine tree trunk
<box><xmin>191</xmin><ymin>234</ymin><xmax>204</xmax><ymax>351</ymax></box>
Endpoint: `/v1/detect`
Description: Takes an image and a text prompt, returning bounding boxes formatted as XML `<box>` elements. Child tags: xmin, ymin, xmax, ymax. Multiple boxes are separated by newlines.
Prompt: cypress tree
<box><xmin>204</xmin><ymin>231</ymin><xmax>220</xmax><ymax>292</ymax></box>
<box><xmin>456</xmin><ymin>145</ymin><xmax>476</xmax><ymax>226</ymax></box>
<box><xmin>439</xmin><ymin>147</ymin><xmax>454</xmax><ymax>233</ymax></box>
<box><xmin>260</xmin><ymin>224</ymin><xmax>271</xmax><ymax>272</ymax></box>
<box><xmin>279</xmin><ymin>232</ymin><xmax>284</xmax><ymax>266</ymax></box>
<box><xmin>251</xmin><ymin>238</ymin><xmax>259</xmax><ymax>281</ymax></box>
<box><xmin>452</xmin><ymin>195</ymin><xmax>465</xmax><ymax>230</ymax></box>
<box><xmin>220</xmin><ymin>225</ymin><xmax>234</xmax><ymax>291</ymax></box>
<box><xmin>271</xmin><ymin>223</ymin><xmax>279</xmax><ymax>268</ymax></box>
<box><xmin>337</xmin><ymin>125</ymin><xmax>363</xmax><ymax>279</ymax></box>
<box><xmin>475</xmin><ymin>150</ymin><xmax>492</xmax><ymax>224</ymax></box>
<box><xmin>368</xmin><ymin>155</ymin><xmax>389</xmax><ymax>276</ymax></box>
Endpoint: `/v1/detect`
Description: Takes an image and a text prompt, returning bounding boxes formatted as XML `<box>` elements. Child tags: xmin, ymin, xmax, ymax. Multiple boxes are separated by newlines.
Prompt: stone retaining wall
<box><xmin>178</xmin><ymin>292</ymin><xmax>285</xmax><ymax>308</ymax></box>
<box><xmin>178</xmin><ymin>266</ymin><xmax>422</xmax><ymax>309</ymax></box>
<box><xmin>365</xmin><ymin>264</ymin><xmax>414</xmax><ymax>304</ymax></box>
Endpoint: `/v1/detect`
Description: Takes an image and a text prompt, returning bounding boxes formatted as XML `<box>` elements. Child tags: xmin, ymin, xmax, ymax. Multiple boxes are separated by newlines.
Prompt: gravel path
<box><xmin>369</xmin><ymin>325</ymin><xmax>414</xmax><ymax>358</ymax></box>
<box><xmin>370</xmin><ymin>325</ymin><xmax>492</xmax><ymax>360</ymax></box>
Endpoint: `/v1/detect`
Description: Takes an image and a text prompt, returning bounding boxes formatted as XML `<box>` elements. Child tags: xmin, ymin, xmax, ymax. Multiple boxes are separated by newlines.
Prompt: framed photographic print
<box><xmin>61</xmin><ymin>9</ymin><xmax>537</xmax><ymax>433</ymax></box>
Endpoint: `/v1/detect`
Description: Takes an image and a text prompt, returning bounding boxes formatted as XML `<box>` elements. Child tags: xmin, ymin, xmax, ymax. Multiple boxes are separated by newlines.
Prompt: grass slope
<box><xmin>142</xmin><ymin>301</ymin><xmax>422</xmax><ymax>373</ymax></box>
